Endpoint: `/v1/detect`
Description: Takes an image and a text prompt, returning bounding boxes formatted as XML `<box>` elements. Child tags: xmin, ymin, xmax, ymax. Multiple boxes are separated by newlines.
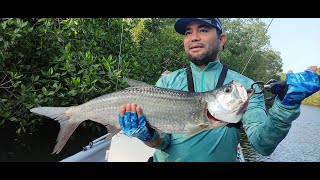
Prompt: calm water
<box><xmin>241</xmin><ymin>104</ymin><xmax>320</xmax><ymax>162</ymax></box>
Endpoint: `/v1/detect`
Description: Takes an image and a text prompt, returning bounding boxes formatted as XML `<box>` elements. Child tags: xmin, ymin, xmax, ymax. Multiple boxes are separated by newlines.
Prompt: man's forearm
<box><xmin>244</xmin><ymin>98</ymin><xmax>300</xmax><ymax>156</ymax></box>
<box><xmin>143</xmin><ymin>133</ymin><xmax>171</xmax><ymax>150</ymax></box>
<box><xmin>143</xmin><ymin>133</ymin><xmax>163</xmax><ymax>148</ymax></box>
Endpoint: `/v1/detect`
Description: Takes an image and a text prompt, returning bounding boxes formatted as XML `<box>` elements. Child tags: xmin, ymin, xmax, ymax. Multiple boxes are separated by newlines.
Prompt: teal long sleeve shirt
<box><xmin>152</xmin><ymin>60</ymin><xmax>300</xmax><ymax>162</ymax></box>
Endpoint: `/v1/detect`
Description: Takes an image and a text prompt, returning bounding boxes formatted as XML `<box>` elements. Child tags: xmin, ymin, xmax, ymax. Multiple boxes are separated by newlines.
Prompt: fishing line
<box><xmin>240</xmin><ymin>18</ymin><xmax>274</xmax><ymax>75</ymax></box>
<box><xmin>116</xmin><ymin>19</ymin><xmax>124</xmax><ymax>91</ymax></box>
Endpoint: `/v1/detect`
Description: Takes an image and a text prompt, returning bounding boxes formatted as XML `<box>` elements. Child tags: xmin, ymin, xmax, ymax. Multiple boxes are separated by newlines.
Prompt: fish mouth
<box><xmin>236</xmin><ymin>88</ymin><xmax>255</xmax><ymax>115</ymax></box>
<box><xmin>206</xmin><ymin>109</ymin><xmax>222</xmax><ymax>122</ymax></box>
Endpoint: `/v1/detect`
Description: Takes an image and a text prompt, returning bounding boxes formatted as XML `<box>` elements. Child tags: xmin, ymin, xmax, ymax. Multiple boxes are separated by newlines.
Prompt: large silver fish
<box><xmin>30</xmin><ymin>80</ymin><xmax>254</xmax><ymax>154</ymax></box>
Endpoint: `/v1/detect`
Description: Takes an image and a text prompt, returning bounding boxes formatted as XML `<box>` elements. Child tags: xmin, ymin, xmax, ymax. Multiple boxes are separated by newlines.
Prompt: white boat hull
<box><xmin>61</xmin><ymin>133</ymin><xmax>245</xmax><ymax>162</ymax></box>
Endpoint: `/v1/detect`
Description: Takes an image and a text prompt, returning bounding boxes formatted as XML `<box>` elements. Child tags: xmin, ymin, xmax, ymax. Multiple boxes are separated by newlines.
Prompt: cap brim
<box><xmin>174</xmin><ymin>18</ymin><xmax>218</xmax><ymax>35</ymax></box>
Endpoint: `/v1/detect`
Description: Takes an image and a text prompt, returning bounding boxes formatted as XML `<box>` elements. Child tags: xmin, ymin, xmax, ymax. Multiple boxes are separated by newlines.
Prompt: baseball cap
<box><xmin>174</xmin><ymin>18</ymin><xmax>222</xmax><ymax>35</ymax></box>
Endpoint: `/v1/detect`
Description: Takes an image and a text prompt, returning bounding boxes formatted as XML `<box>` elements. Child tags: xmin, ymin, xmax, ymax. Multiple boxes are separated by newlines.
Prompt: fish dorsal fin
<box><xmin>184</xmin><ymin>123</ymin><xmax>210</xmax><ymax>136</ymax></box>
<box><xmin>123</xmin><ymin>78</ymin><xmax>151</xmax><ymax>87</ymax></box>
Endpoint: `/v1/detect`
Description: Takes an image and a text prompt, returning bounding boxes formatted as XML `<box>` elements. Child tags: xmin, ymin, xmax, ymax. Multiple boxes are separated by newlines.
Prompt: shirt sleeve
<box><xmin>242</xmin><ymin>93</ymin><xmax>301</xmax><ymax>156</ymax></box>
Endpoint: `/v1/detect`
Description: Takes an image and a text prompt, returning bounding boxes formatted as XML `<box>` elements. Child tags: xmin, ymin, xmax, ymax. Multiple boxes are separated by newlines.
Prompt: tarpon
<box><xmin>30</xmin><ymin>80</ymin><xmax>254</xmax><ymax>154</ymax></box>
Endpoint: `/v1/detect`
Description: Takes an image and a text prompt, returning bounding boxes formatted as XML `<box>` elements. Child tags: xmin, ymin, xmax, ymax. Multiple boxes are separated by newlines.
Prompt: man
<box><xmin>118</xmin><ymin>18</ymin><xmax>320</xmax><ymax>162</ymax></box>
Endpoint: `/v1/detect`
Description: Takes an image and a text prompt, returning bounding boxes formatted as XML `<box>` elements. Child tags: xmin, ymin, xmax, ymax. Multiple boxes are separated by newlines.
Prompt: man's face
<box><xmin>183</xmin><ymin>21</ymin><xmax>221</xmax><ymax>66</ymax></box>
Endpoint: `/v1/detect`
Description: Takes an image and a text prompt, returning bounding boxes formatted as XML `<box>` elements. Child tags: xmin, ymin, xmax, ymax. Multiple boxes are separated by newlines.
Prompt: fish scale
<box><xmin>30</xmin><ymin>80</ymin><xmax>252</xmax><ymax>154</ymax></box>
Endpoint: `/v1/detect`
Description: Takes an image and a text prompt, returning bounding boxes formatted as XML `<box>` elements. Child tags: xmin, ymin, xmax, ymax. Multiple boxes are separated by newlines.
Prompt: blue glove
<box><xmin>281</xmin><ymin>69</ymin><xmax>320</xmax><ymax>106</ymax></box>
<box><xmin>118</xmin><ymin>112</ymin><xmax>157</xmax><ymax>142</ymax></box>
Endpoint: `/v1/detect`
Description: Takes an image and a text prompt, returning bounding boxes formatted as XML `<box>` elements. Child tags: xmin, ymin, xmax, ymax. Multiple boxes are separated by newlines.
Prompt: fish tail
<box><xmin>30</xmin><ymin>106</ymin><xmax>83</xmax><ymax>154</ymax></box>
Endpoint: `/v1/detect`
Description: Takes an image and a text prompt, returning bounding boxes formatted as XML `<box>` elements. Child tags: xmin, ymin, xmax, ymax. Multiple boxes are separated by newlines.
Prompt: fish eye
<box><xmin>224</xmin><ymin>85</ymin><xmax>232</xmax><ymax>93</ymax></box>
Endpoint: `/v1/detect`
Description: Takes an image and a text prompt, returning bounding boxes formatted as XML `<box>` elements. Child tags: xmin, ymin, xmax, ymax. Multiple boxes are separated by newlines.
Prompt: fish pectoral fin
<box><xmin>184</xmin><ymin>124</ymin><xmax>210</xmax><ymax>136</ymax></box>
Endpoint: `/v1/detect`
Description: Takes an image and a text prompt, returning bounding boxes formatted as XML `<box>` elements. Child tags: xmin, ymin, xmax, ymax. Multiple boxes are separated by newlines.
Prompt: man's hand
<box><xmin>281</xmin><ymin>66</ymin><xmax>320</xmax><ymax>106</ymax></box>
<box><xmin>118</xmin><ymin>103</ymin><xmax>157</xmax><ymax>142</ymax></box>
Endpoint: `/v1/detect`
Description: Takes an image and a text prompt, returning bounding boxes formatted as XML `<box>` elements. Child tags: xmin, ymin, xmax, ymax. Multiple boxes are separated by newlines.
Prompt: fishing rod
<box><xmin>82</xmin><ymin>133</ymin><xmax>110</xmax><ymax>151</ymax></box>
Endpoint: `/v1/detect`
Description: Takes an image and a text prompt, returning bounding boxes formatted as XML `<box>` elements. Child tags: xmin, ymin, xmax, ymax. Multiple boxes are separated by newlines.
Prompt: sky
<box><xmin>261</xmin><ymin>18</ymin><xmax>320</xmax><ymax>73</ymax></box>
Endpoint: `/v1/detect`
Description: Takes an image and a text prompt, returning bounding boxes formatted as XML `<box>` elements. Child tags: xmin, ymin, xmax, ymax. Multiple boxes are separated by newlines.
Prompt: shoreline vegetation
<box><xmin>302</xmin><ymin>91</ymin><xmax>320</xmax><ymax>107</ymax></box>
<box><xmin>0</xmin><ymin>18</ymin><xmax>319</xmax><ymax>137</ymax></box>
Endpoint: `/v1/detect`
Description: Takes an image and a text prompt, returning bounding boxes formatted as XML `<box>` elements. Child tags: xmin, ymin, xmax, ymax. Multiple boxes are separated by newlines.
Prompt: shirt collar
<box><xmin>190</xmin><ymin>59</ymin><xmax>222</xmax><ymax>72</ymax></box>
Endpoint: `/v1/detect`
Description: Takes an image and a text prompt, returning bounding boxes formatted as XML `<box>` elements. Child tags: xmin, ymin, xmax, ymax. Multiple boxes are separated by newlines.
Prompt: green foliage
<box><xmin>0</xmin><ymin>18</ymin><xmax>187</xmax><ymax>135</ymax></box>
<box><xmin>299</xmin><ymin>67</ymin><xmax>319</xmax><ymax>106</ymax></box>
<box><xmin>0</xmin><ymin>18</ymin><xmax>132</xmax><ymax>135</ymax></box>
<box><xmin>220</xmin><ymin>18</ymin><xmax>283</xmax><ymax>82</ymax></box>
<box><xmin>1</xmin><ymin>18</ymin><xmax>317</xmax><ymax>136</ymax></box>
<box><xmin>278</xmin><ymin>72</ymin><xmax>287</xmax><ymax>81</ymax></box>
<box><xmin>125</xmin><ymin>18</ymin><xmax>188</xmax><ymax>84</ymax></box>
<box><xmin>302</xmin><ymin>91</ymin><xmax>320</xmax><ymax>107</ymax></box>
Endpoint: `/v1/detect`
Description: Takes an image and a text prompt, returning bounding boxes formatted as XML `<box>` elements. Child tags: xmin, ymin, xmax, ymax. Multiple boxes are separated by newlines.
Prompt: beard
<box><xmin>187</xmin><ymin>48</ymin><xmax>219</xmax><ymax>66</ymax></box>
